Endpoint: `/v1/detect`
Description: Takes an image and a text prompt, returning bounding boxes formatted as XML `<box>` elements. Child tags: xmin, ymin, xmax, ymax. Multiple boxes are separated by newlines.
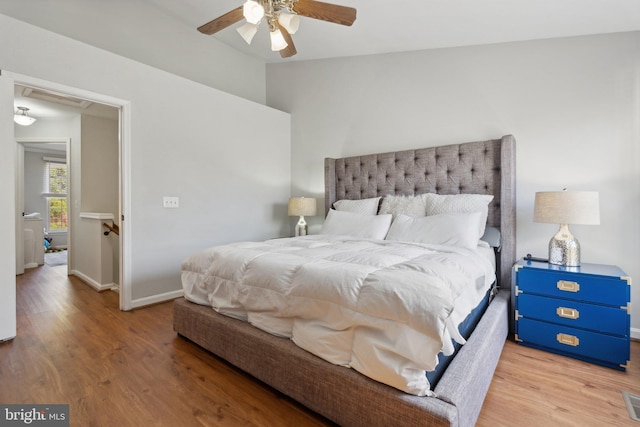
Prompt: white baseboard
<box><xmin>631</xmin><ymin>327</ymin><xmax>640</xmax><ymax>341</ymax></box>
<box><xmin>24</xmin><ymin>262</ymin><xmax>38</xmax><ymax>269</ymax></box>
<box><xmin>71</xmin><ymin>270</ymin><xmax>114</xmax><ymax>292</ymax></box>
<box><xmin>131</xmin><ymin>289</ymin><xmax>184</xmax><ymax>309</ymax></box>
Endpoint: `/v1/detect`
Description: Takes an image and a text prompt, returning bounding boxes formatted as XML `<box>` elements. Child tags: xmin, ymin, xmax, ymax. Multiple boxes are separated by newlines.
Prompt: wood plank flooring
<box><xmin>2</xmin><ymin>262</ymin><xmax>639</xmax><ymax>426</ymax></box>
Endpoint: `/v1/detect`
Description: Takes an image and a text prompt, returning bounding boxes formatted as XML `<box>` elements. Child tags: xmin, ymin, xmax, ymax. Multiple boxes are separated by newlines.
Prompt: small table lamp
<box><xmin>288</xmin><ymin>197</ymin><xmax>317</xmax><ymax>236</ymax></box>
<box><xmin>533</xmin><ymin>189</ymin><xmax>600</xmax><ymax>266</ymax></box>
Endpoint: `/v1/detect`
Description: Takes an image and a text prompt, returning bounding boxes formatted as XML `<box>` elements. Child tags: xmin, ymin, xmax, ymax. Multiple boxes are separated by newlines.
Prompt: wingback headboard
<box><xmin>324</xmin><ymin>135</ymin><xmax>516</xmax><ymax>291</ymax></box>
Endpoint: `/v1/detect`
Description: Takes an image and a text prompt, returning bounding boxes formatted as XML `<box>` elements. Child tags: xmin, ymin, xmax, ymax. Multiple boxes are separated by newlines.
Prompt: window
<box><xmin>44</xmin><ymin>160</ymin><xmax>68</xmax><ymax>232</ymax></box>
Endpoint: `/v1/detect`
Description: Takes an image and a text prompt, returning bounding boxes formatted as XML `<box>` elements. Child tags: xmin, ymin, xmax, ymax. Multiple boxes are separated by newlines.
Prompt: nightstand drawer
<box><xmin>517</xmin><ymin>294</ymin><xmax>628</xmax><ymax>336</ymax></box>
<box><xmin>517</xmin><ymin>269</ymin><xmax>628</xmax><ymax>306</ymax></box>
<box><xmin>517</xmin><ymin>318</ymin><xmax>630</xmax><ymax>369</ymax></box>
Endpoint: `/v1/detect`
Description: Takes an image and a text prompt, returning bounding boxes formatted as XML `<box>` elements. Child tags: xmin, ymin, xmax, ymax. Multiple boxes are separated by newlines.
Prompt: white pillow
<box><xmin>333</xmin><ymin>197</ymin><xmax>381</xmax><ymax>215</ymax></box>
<box><xmin>320</xmin><ymin>209</ymin><xmax>392</xmax><ymax>239</ymax></box>
<box><xmin>424</xmin><ymin>193</ymin><xmax>494</xmax><ymax>235</ymax></box>
<box><xmin>378</xmin><ymin>194</ymin><xmax>428</xmax><ymax>219</ymax></box>
<box><xmin>385</xmin><ymin>212</ymin><xmax>484</xmax><ymax>250</ymax></box>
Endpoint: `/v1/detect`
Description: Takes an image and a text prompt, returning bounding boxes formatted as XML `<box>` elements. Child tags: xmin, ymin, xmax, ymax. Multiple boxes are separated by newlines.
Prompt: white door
<box><xmin>0</xmin><ymin>72</ymin><xmax>17</xmax><ymax>341</ymax></box>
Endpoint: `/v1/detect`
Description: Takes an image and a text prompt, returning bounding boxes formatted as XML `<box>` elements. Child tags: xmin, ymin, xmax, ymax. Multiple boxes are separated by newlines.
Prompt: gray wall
<box><xmin>80</xmin><ymin>114</ymin><xmax>118</xmax><ymax>215</ymax></box>
<box><xmin>266</xmin><ymin>32</ymin><xmax>640</xmax><ymax>337</ymax></box>
<box><xmin>80</xmin><ymin>114</ymin><xmax>119</xmax><ymax>283</ymax></box>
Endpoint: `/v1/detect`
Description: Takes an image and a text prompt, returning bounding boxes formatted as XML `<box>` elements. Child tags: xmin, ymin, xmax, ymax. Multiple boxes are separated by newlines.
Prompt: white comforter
<box><xmin>181</xmin><ymin>235</ymin><xmax>495</xmax><ymax>396</ymax></box>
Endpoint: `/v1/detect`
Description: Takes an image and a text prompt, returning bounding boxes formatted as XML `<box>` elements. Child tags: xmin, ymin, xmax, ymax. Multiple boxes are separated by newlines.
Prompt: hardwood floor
<box><xmin>2</xmin><ymin>263</ymin><xmax>639</xmax><ymax>426</ymax></box>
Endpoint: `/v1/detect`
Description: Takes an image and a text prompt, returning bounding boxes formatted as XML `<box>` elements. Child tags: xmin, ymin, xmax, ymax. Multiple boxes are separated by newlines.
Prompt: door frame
<box><xmin>7</xmin><ymin>70</ymin><xmax>133</xmax><ymax>311</ymax></box>
<box><xmin>16</xmin><ymin>137</ymin><xmax>71</xmax><ymax>276</ymax></box>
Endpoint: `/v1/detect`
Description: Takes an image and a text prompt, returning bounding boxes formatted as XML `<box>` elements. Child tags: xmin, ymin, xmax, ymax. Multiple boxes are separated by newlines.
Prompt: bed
<box><xmin>173</xmin><ymin>135</ymin><xmax>516</xmax><ymax>426</ymax></box>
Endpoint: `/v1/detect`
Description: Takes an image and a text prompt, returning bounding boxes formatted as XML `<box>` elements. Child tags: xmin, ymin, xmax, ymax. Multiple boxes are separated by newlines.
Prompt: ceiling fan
<box><xmin>197</xmin><ymin>0</ymin><xmax>357</xmax><ymax>58</ymax></box>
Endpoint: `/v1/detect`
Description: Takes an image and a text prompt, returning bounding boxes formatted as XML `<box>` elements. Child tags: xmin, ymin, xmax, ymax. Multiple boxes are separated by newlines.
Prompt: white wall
<box><xmin>0</xmin><ymin>75</ymin><xmax>16</xmax><ymax>340</ymax></box>
<box><xmin>0</xmin><ymin>13</ymin><xmax>291</xmax><ymax>307</ymax></box>
<box><xmin>0</xmin><ymin>1</ymin><xmax>267</xmax><ymax>104</ymax></box>
<box><xmin>24</xmin><ymin>151</ymin><xmax>48</xmax><ymax>218</ymax></box>
<box><xmin>267</xmin><ymin>32</ymin><xmax>640</xmax><ymax>337</ymax></box>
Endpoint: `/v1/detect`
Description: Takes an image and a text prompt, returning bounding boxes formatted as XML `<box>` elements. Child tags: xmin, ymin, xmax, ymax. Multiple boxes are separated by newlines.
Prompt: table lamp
<box><xmin>288</xmin><ymin>197</ymin><xmax>317</xmax><ymax>236</ymax></box>
<box><xmin>533</xmin><ymin>189</ymin><xmax>600</xmax><ymax>266</ymax></box>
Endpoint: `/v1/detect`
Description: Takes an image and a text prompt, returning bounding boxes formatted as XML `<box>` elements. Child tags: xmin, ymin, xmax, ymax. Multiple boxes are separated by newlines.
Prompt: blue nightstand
<box><xmin>513</xmin><ymin>258</ymin><xmax>631</xmax><ymax>370</ymax></box>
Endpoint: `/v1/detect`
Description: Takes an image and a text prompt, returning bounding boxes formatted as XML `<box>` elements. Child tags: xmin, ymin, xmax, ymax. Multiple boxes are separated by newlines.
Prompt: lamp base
<box><xmin>295</xmin><ymin>216</ymin><xmax>308</xmax><ymax>237</ymax></box>
<box><xmin>548</xmin><ymin>224</ymin><xmax>580</xmax><ymax>266</ymax></box>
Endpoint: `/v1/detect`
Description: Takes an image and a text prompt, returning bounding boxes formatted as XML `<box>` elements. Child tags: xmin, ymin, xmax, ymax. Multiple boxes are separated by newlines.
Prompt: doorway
<box><xmin>8</xmin><ymin>72</ymin><xmax>131</xmax><ymax>311</ymax></box>
<box><xmin>16</xmin><ymin>138</ymin><xmax>71</xmax><ymax>276</ymax></box>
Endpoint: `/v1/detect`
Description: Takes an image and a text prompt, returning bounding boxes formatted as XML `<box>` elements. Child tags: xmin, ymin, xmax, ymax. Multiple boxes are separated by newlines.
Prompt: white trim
<box><xmin>131</xmin><ymin>289</ymin><xmax>184</xmax><ymax>309</ymax></box>
<box><xmin>71</xmin><ymin>270</ymin><xmax>114</xmax><ymax>292</ymax></box>
<box><xmin>7</xmin><ymin>70</ymin><xmax>132</xmax><ymax>311</ymax></box>
<box><xmin>631</xmin><ymin>327</ymin><xmax>640</xmax><ymax>341</ymax></box>
<box><xmin>43</xmin><ymin>156</ymin><xmax>65</xmax><ymax>163</ymax></box>
<box><xmin>7</xmin><ymin>72</ymin><xmax>127</xmax><ymax>109</ymax></box>
<box><xmin>119</xmin><ymin>104</ymin><xmax>132</xmax><ymax>311</ymax></box>
<box><xmin>80</xmin><ymin>212</ymin><xmax>115</xmax><ymax>220</ymax></box>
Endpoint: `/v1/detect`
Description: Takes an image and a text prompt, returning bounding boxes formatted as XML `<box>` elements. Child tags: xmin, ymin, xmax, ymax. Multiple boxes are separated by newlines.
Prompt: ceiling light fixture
<box><xmin>14</xmin><ymin>107</ymin><xmax>37</xmax><ymax>126</ymax></box>
<box><xmin>242</xmin><ymin>0</ymin><xmax>265</xmax><ymax>24</ymax></box>
<box><xmin>269</xmin><ymin>27</ymin><xmax>288</xmax><ymax>51</ymax></box>
<box><xmin>278</xmin><ymin>11</ymin><xmax>300</xmax><ymax>34</ymax></box>
<box><xmin>196</xmin><ymin>0</ymin><xmax>356</xmax><ymax>59</ymax></box>
<box><xmin>236</xmin><ymin>22</ymin><xmax>260</xmax><ymax>44</ymax></box>
<box><xmin>238</xmin><ymin>0</ymin><xmax>295</xmax><ymax>52</ymax></box>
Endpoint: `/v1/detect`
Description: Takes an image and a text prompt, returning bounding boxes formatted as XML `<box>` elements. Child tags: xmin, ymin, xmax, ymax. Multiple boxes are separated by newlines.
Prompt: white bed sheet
<box><xmin>181</xmin><ymin>235</ymin><xmax>496</xmax><ymax>396</ymax></box>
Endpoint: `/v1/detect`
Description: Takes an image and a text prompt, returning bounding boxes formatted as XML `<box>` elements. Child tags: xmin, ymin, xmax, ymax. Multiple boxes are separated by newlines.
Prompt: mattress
<box><xmin>181</xmin><ymin>235</ymin><xmax>496</xmax><ymax>396</ymax></box>
<box><xmin>426</xmin><ymin>285</ymin><xmax>492</xmax><ymax>387</ymax></box>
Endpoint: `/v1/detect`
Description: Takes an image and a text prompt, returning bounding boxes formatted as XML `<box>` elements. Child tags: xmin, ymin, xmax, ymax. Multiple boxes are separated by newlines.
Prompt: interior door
<box><xmin>0</xmin><ymin>72</ymin><xmax>17</xmax><ymax>341</ymax></box>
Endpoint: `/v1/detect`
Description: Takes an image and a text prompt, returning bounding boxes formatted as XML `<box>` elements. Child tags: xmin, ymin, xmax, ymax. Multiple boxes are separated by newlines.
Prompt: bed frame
<box><xmin>173</xmin><ymin>135</ymin><xmax>516</xmax><ymax>427</ymax></box>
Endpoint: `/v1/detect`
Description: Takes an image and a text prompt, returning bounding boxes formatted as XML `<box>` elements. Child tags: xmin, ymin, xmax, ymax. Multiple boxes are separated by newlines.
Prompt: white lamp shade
<box><xmin>288</xmin><ymin>197</ymin><xmax>317</xmax><ymax>217</ymax></box>
<box><xmin>534</xmin><ymin>191</ymin><xmax>600</xmax><ymax>225</ymax></box>
<box><xmin>278</xmin><ymin>12</ymin><xmax>300</xmax><ymax>34</ymax></box>
<box><xmin>242</xmin><ymin>0</ymin><xmax>265</xmax><ymax>24</ymax></box>
<box><xmin>270</xmin><ymin>28</ymin><xmax>288</xmax><ymax>51</ymax></box>
<box><xmin>14</xmin><ymin>107</ymin><xmax>36</xmax><ymax>126</ymax></box>
<box><xmin>14</xmin><ymin>114</ymin><xmax>36</xmax><ymax>126</ymax></box>
<box><xmin>236</xmin><ymin>22</ymin><xmax>259</xmax><ymax>44</ymax></box>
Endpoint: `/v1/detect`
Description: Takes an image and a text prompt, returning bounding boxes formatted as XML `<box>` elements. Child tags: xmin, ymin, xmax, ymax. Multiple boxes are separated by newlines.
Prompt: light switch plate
<box><xmin>163</xmin><ymin>196</ymin><xmax>179</xmax><ymax>208</ymax></box>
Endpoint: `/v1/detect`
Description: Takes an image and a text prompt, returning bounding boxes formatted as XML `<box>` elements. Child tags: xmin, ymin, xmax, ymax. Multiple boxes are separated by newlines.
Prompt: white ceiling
<box><xmin>14</xmin><ymin>85</ymin><xmax>119</xmax><ymax>120</ymax></box>
<box><xmin>2</xmin><ymin>0</ymin><xmax>640</xmax><ymax>63</ymax></box>
<box><xmin>5</xmin><ymin>0</ymin><xmax>639</xmax><ymax>121</ymax></box>
<box><xmin>148</xmin><ymin>0</ymin><xmax>640</xmax><ymax>62</ymax></box>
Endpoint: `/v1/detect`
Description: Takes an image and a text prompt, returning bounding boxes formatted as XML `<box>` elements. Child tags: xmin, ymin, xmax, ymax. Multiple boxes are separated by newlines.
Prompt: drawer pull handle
<box><xmin>557</xmin><ymin>280</ymin><xmax>580</xmax><ymax>292</ymax></box>
<box><xmin>557</xmin><ymin>333</ymin><xmax>580</xmax><ymax>347</ymax></box>
<box><xmin>556</xmin><ymin>307</ymin><xmax>579</xmax><ymax>319</ymax></box>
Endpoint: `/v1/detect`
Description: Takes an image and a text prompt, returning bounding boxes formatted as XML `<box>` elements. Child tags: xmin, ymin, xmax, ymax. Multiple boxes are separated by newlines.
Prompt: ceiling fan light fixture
<box><xmin>237</xmin><ymin>22</ymin><xmax>259</xmax><ymax>44</ymax></box>
<box><xmin>242</xmin><ymin>0</ymin><xmax>265</xmax><ymax>25</ymax></box>
<box><xmin>14</xmin><ymin>106</ymin><xmax>36</xmax><ymax>126</ymax></box>
<box><xmin>198</xmin><ymin>0</ymin><xmax>357</xmax><ymax>58</ymax></box>
<box><xmin>278</xmin><ymin>12</ymin><xmax>300</xmax><ymax>34</ymax></box>
<box><xmin>270</xmin><ymin>28</ymin><xmax>288</xmax><ymax>51</ymax></box>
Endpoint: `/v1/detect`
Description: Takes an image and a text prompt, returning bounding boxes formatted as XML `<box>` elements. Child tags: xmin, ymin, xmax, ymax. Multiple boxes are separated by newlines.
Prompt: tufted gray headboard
<box><xmin>324</xmin><ymin>135</ymin><xmax>516</xmax><ymax>291</ymax></box>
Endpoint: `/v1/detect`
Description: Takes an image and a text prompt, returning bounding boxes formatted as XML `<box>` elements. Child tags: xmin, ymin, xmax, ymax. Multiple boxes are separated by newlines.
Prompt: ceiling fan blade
<box><xmin>198</xmin><ymin>6</ymin><xmax>244</xmax><ymax>35</ymax></box>
<box><xmin>277</xmin><ymin>24</ymin><xmax>297</xmax><ymax>58</ymax></box>
<box><xmin>293</xmin><ymin>0</ymin><xmax>357</xmax><ymax>26</ymax></box>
